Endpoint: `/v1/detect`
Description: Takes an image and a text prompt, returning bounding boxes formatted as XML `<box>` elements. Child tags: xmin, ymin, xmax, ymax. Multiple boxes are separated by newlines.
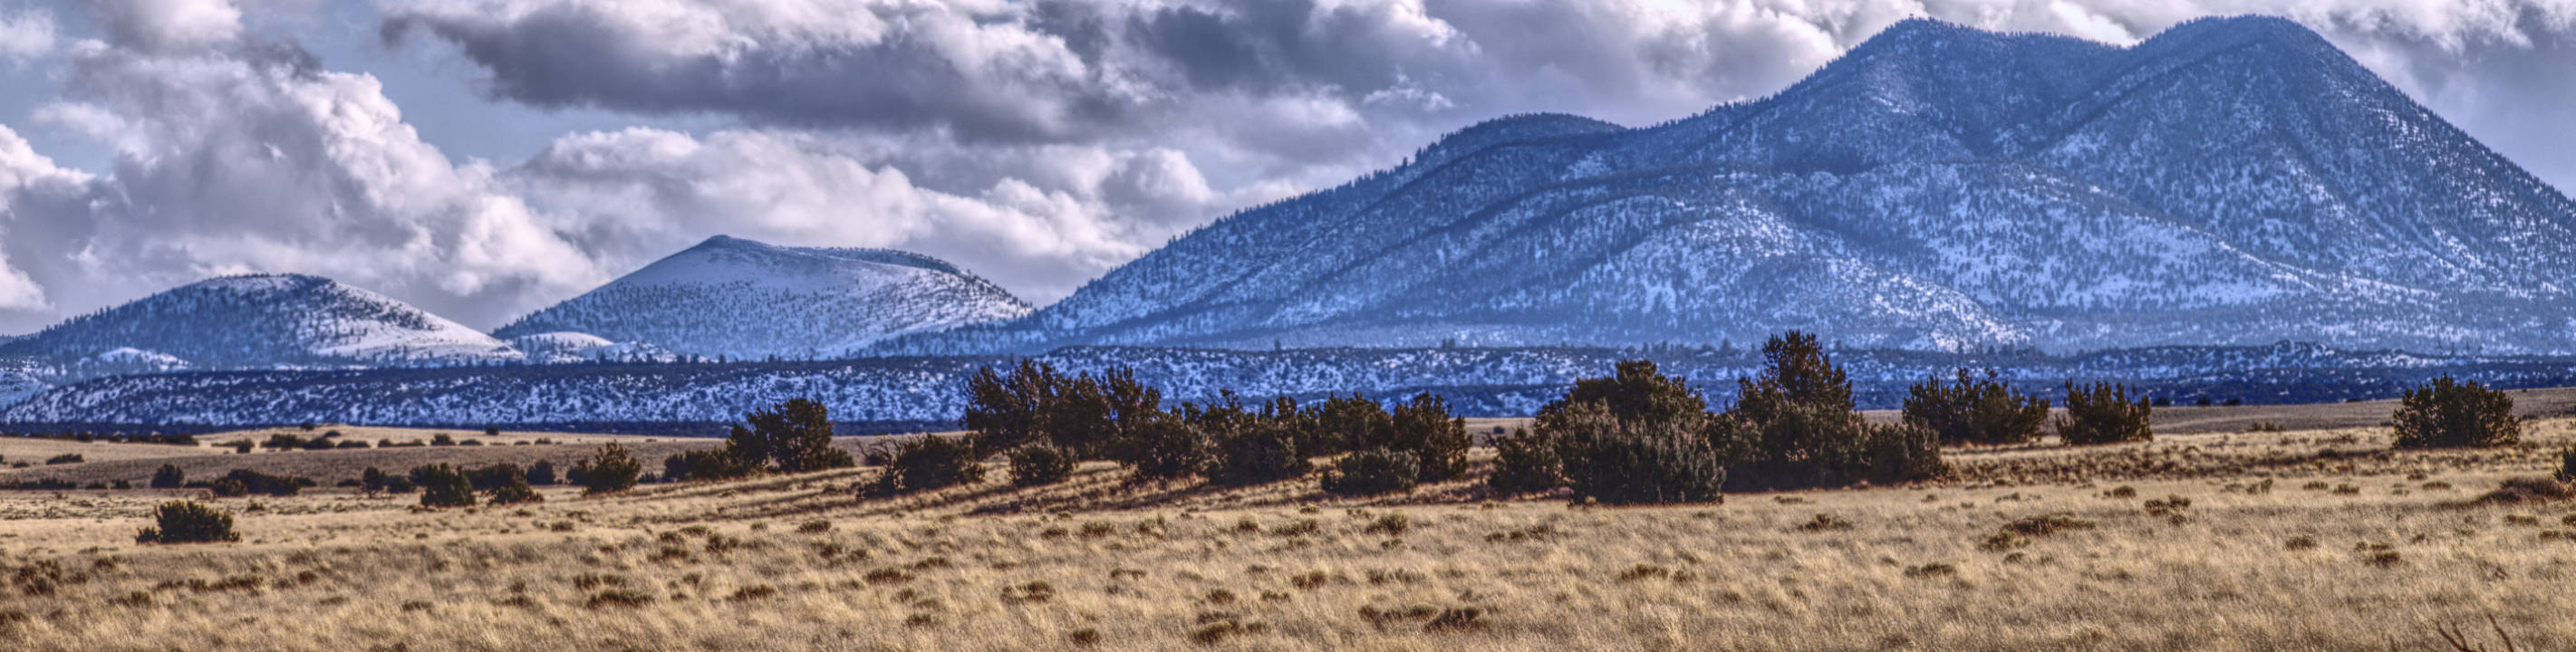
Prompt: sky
<box><xmin>0</xmin><ymin>0</ymin><xmax>2569</xmax><ymax>333</ymax></box>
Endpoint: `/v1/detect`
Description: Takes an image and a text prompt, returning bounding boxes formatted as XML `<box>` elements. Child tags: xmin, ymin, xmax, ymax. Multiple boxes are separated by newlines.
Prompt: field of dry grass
<box><xmin>5</xmin><ymin>414</ymin><xmax>2576</xmax><ymax>651</ymax></box>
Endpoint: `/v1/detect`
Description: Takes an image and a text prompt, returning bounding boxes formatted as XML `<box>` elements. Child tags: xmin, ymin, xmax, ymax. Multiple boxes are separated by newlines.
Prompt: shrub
<box><xmin>361</xmin><ymin>467</ymin><xmax>389</xmax><ymax>494</ymax></box>
<box><xmin>1307</xmin><ymin>394</ymin><xmax>1393</xmax><ymax>456</ymax></box>
<box><xmin>229</xmin><ymin>440</ymin><xmax>253</xmax><ymax>454</ymax></box>
<box><xmin>1486</xmin><ymin>429</ymin><xmax>1562</xmax><ymax>496</ymax></box>
<box><xmin>468</xmin><ymin>464</ymin><xmax>528</xmax><ymax>491</ymax></box>
<box><xmin>218</xmin><ymin>469</ymin><xmax>308</xmax><ymax>496</ymax></box>
<box><xmin>963</xmin><ymin>360</ymin><xmax>1060</xmax><ymax>455</ymax></box>
<box><xmin>1903</xmin><ymin>369</ymin><xmax>2049</xmax><ymax>446</ymax></box>
<box><xmin>1388</xmin><ymin>393</ymin><xmax>1471</xmax><ymax>482</ymax></box>
<box><xmin>1113</xmin><ymin>412</ymin><xmax>1209</xmax><ymax>483</ymax></box>
<box><xmin>1717</xmin><ymin>399</ymin><xmax>1944</xmax><ymax>492</ymax></box>
<box><xmin>1008</xmin><ymin>444</ymin><xmax>1077</xmax><ymax>487</ymax></box>
<box><xmin>1206</xmin><ymin>417</ymin><xmax>1310</xmax><ymax>486</ymax></box>
<box><xmin>431</xmin><ymin>433</ymin><xmax>457</xmax><ymax>446</ymax></box>
<box><xmin>300</xmin><ymin>437</ymin><xmax>337</xmax><ymax>451</ymax></box>
<box><xmin>965</xmin><ymin>361</ymin><xmax>1164</xmax><ymax>459</ymax></box>
<box><xmin>1542</xmin><ymin>359</ymin><xmax>1710</xmax><ymax>428</ymax></box>
<box><xmin>868</xmin><ymin>436</ymin><xmax>984</xmax><ymax>495</ymax></box>
<box><xmin>2391</xmin><ymin>376</ymin><xmax>2518</xmax><ymax>448</ymax></box>
<box><xmin>487</xmin><ymin>482</ymin><xmax>544</xmax><ymax>505</ymax></box>
<box><xmin>735</xmin><ymin>398</ymin><xmax>856</xmax><ymax>473</ymax></box>
<box><xmin>150</xmin><ymin>464</ymin><xmax>185</xmax><ymax>489</ymax></box>
<box><xmin>571</xmin><ymin>444</ymin><xmax>643</xmax><ymax>494</ymax></box>
<box><xmin>2557</xmin><ymin>446</ymin><xmax>2576</xmax><ymax>484</ymax></box>
<box><xmin>1702</xmin><ymin>333</ymin><xmax>1947</xmax><ymax>491</ymax></box>
<box><xmin>209</xmin><ymin>477</ymin><xmax>249</xmax><ymax>497</ymax></box>
<box><xmin>1547</xmin><ymin>402</ymin><xmax>1724</xmax><ymax>504</ymax></box>
<box><xmin>2056</xmin><ymin>381</ymin><xmax>2153</xmax><ymax>446</ymax></box>
<box><xmin>335</xmin><ymin>440</ymin><xmax>369</xmax><ymax>449</ymax></box>
<box><xmin>262</xmin><ymin>434</ymin><xmax>305</xmax><ymax>450</ymax></box>
<box><xmin>413</xmin><ymin>465</ymin><xmax>476</xmax><ymax>508</ymax></box>
<box><xmin>526</xmin><ymin>461</ymin><xmax>559</xmax><ymax>485</ymax></box>
<box><xmin>1320</xmin><ymin>449</ymin><xmax>1419</xmax><ymax>496</ymax></box>
<box><xmin>135</xmin><ymin>501</ymin><xmax>238</xmax><ymax>543</ymax></box>
<box><xmin>43</xmin><ymin>454</ymin><xmax>82</xmax><ymax>465</ymax></box>
<box><xmin>661</xmin><ymin>449</ymin><xmax>757</xmax><ymax>483</ymax></box>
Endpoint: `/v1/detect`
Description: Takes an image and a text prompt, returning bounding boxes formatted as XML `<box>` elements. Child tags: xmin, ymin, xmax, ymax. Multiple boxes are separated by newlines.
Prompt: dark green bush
<box><xmin>300</xmin><ymin>437</ymin><xmax>337</xmax><ymax>451</ymax></box>
<box><xmin>217</xmin><ymin>469</ymin><xmax>308</xmax><ymax>496</ymax></box>
<box><xmin>135</xmin><ymin>501</ymin><xmax>237</xmax><ymax>544</ymax></box>
<box><xmin>735</xmin><ymin>398</ymin><xmax>856</xmax><ymax>473</ymax></box>
<box><xmin>1903</xmin><ymin>368</ymin><xmax>2049</xmax><ymax>446</ymax></box>
<box><xmin>43</xmin><ymin>454</ymin><xmax>82</xmax><ymax>465</ymax></box>
<box><xmin>526</xmin><ymin>461</ymin><xmax>559</xmax><ymax>485</ymax></box>
<box><xmin>661</xmin><ymin>449</ymin><xmax>757</xmax><ymax>483</ymax></box>
<box><xmin>1206</xmin><ymin>417</ymin><xmax>1310</xmax><ymax>486</ymax></box>
<box><xmin>1008</xmin><ymin>444</ymin><xmax>1077</xmax><ymax>487</ymax></box>
<box><xmin>867</xmin><ymin>436</ymin><xmax>984</xmax><ymax>495</ymax></box>
<box><xmin>571</xmin><ymin>444</ymin><xmax>643</xmax><ymax>494</ymax></box>
<box><xmin>334</xmin><ymin>440</ymin><xmax>369</xmax><ymax>449</ymax></box>
<box><xmin>2057</xmin><ymin>381</ymin><xmax>2153</xmax><ymax>446</ymax></box>
<box><xmin>1547</xmin><ymin>401</ymin><xmax>1724</xmax><ymax>504</ymax></box>
<box><xmin>2390</xmin><ymin>376</ymin><xmax>2518</xmax><ymax>449</ymax></box>
<box><xmin>1486</xmin><ymin>429</ymin><xmax>1562</xmax><ymax>496</ymax></box>
<box><xmin>468</xmin><ymin>464</ymin><xmax>527</xmax><ymax>491</ymax></box>
<box><xmin>2556</xmin><ymin>446</ymin><xmax>2576</xmax><ymax>484</ymax></box>
<box><xmin>1307</xmin><ymin>394</ymin><xmax>1393</xmax><ymax>456</ymax></box>
<box><xmin>150</xmin><ymin>464</ymin><xmax>185</xmax><ymax>489</ymax></box>
<box><xmin>1320</xmin><ymin>449</ymin><xmax>1419</xmax><ymax>496</ymax></box>
<box><xmin>413</xmin><ymin>464</ymin><xmax>476</xmax><ymax>508</ymax></box>
<box><xmin>361</xmin><ymin>467</ymin><xmax>388</xmax><ymax>494</ymax></box>
<box><xmin>1112</xmin><ymin>412</ymin><xmax>1209</xmax><ymax>483</ymax></box>
<box><xmin>964</xmin><ymin>362</ymin><xmax>1164</xmax><ymax>459</ymax></box>
<box><xmin>1717</xmin><ymin>333</ymin><xmax>1946</xmax><ymax>490</ymax></box>
<box><xmin>1389</xmin><ymin>393</ymin><xmax>1471</xmax><ymax>482</ymax></box>
<box><xmin>416</xmin><ymin>465</ymin><xmax>478</xmax><ymax>506</ymax></box>
<box><xmin>209</xmin><ymin>477</ymin><xmax>249</xmax><ymax>497</ymax></box>
<box><xmin>487</xmin><ymin>482</ymin><xmax>544</xmax><ymax>505</ymax></box>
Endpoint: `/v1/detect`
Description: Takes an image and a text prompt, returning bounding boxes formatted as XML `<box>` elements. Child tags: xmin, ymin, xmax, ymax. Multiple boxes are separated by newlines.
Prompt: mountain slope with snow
<box><xmin>493</xmin><ymin>235</ymin><xmax>1032</xmax><ymax>360</ymax></box>
<box><xmin>877</xmin><ymin>16</ymin><xmax>2576</xmax><ymax>356</ymax></box>
<box><xmin>0</xmin><ymin>273</ymin><xmax>519</xmax><ymax>369</ymax></box>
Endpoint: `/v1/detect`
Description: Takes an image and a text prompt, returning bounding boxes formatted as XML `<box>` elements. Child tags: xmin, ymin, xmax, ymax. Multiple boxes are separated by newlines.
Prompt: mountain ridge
<box><xmin>869</xmin><ymin>14</ymin><xmax>2576</xmax><ymax>357</ymax></box>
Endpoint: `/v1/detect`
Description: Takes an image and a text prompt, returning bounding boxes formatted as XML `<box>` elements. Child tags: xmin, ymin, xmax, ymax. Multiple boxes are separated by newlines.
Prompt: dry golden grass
<box><xmin>4</xmin><ymin>419</ymin><xmax>2574</xmax><ymax>651</ymax></box>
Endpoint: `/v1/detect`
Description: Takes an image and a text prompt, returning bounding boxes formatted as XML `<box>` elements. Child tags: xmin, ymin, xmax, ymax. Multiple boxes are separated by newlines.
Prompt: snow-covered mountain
<box><xmin>876</xmin><ymin>16</ymin><xmax>2576</xmax><ymax>356</ymax></box>
<box><xmin>493</xmin><ymin>235</ymin><xmax>1032</xmax><ymax>360</ymax></box>
<box><xmin>0</xmin><ymin>273</ymin><xmax>520</xmax><ymax>371</ymax></box>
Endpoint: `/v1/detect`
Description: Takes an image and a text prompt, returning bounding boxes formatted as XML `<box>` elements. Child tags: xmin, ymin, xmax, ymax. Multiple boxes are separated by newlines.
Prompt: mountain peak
<box><xmin>494</xmin><ymin>238</ymin><xmax>1031</xmax><ymax>359</ymax></box>
<box><xmin>0</xmin><ymin>273</ymin><xmax>515</xmax><ymax>369</ymax></box>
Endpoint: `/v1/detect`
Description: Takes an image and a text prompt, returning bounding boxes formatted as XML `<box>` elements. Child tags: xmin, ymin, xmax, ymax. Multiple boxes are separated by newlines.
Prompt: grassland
<box><xmin>4</xmin><ymin>409</ymin><xmax>2575</xmax><ymax>650</ymax></box>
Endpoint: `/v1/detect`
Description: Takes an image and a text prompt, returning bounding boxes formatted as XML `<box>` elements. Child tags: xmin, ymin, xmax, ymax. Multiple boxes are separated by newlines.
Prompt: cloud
<box><xmin>0</xmin><ymin>0</ymin><xmax>606</xmax><ymax>328</ymax></box>
<box><xmin>91</xmin><ymin>0</ymin><xmax>245</xmax><ymax>53</ymax></box>
<box><xmin>379</xmin><ymin>0</ymin><xmax>2576</xmax><ymax>183</ymax></box>
<box><xmin>0</xmin><ymin>7</ymin><xmax>56</xmax><ymax>63</ymax></box>
<box><xmin>502</xmin><ymin>128</ymin><xmax>1209</xmax><ymax>296</ymax></box>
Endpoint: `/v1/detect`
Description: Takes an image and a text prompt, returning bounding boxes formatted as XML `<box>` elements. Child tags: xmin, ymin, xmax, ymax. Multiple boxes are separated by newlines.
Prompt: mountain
<box><xmin>0</xmin><ymin>273</ymin><xmax>519</xmax><ymax>369</ymax></box>
<box><xmin>492</xmin><ymin>235</ymin><xmax>1033</xmax><ymax>360</ymax></box>
<box><xmin>876</xmin><ymin>16</ymin><xmax>2576</xmax><ymax>356</ymax></box>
